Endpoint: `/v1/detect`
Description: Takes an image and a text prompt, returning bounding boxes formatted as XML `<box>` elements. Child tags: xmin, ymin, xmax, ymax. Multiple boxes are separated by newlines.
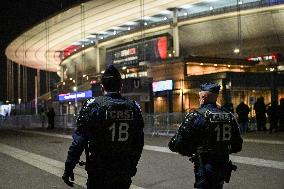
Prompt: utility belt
<box><xmin>189</xmin><ymin>150</ymin><xmax>237</xmax><ymax>183</ymax></box>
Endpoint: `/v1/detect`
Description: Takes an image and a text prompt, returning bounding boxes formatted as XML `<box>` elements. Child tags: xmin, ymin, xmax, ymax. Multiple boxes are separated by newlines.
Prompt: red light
<box><xmin>63</xmin><ymin>45</ymin><xmax>80</xmax><ymax>57</ymax></box>
<box><xmin>157</xmin><ymin>36</ymin><xmax>167</xmax><ymax>59</ymax></box>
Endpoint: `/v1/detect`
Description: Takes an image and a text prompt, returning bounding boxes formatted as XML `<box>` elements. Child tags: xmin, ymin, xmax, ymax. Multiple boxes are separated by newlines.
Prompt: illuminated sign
<box><xmin>152</xmin><ymin>80</ymin><xmax>173</xmax><ymax>92</ymax></box>
<box><xmin>58</xmin><ymin>90</ymin><xmax>92</xmax><ymax>101</ymax></box>
<box><xmin>106</xmin><ymin>35</ymin><xmax>172</xmax><ymax>66</ymax></box>
<box><xmin>247</xmin><ymin>53</ymin><xmax>279</xmax><ymax>62</ymax></box>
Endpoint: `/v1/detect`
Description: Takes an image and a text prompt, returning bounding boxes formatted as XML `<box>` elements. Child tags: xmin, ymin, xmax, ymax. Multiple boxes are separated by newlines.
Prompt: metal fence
<box><xmin>0</xmin><ymin>113</ymin><xmax>258</xmax><ymax>135</ymax></box>
<box><xmin>0</xmin><ymin>113</ymin><xmax>186</xmax><ymax>134</ymax></box>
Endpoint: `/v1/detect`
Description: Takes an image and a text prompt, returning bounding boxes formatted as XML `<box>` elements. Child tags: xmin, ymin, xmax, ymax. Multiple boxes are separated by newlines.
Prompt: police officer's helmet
<box><xmin>200</xmin><ymin>83</ymin><xmax>220</xmax><ymax>94</ymax></box>
<box><xmin>101</xmin><ymin>65</ymin><xmax>122</xmax><ymax>92</ymax></box>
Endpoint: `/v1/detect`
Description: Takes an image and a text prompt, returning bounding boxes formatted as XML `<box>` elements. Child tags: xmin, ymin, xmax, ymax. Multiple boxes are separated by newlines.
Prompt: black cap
<box><xmin>102</xmin><ymin>65</ymin><xmax>121</xmax><ymax>80</ymax></box>
<box><xmin>101</xmin><ymin>65</ymin><xmax>122</xmax><ymax>92</ymax></box>
<box><xmin>200</xmin><ymin>83</ymin><xmax>220</xmax><ymax>94</ymax></box>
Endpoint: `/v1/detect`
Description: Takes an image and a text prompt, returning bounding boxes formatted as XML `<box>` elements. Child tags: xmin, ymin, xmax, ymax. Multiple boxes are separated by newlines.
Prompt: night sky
<box><xmin>0</xmin><ymin>0</ymin><xmax>82</xmax><ymax>102</ymax></box>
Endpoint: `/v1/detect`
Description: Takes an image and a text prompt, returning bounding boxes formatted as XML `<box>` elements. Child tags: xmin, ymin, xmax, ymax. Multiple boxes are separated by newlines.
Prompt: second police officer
<box><xmin>169</xmin><ymin>83</ymin><xmax>243</xmax><ymax>189</ymax></box>
<box><xmin>62</xmin><ymin>65</ymin><xmax>144</xmax><ymax>189</ymax></box>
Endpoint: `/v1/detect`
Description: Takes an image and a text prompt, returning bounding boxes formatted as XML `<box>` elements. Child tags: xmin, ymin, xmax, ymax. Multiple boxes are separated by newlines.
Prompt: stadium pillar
<box><xmin>96</xmin><ymin>47</ymin><xmax>100</xmax><ymax>74</ymax></box>
<box><xmin>172</xmin><ymin>8</ymin><xmax>180</xmax><ymax>57</ymax></box>
<box><xmin>37</xmin><ymin>69</ymin><xmax>40</xmax><ymax>96</ymax></box>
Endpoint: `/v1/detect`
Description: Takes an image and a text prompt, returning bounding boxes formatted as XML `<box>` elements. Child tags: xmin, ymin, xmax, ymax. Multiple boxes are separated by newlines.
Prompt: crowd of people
<box><xmin>235</xmin><ymin>97</ymin><xmax>284</xmax><ymax>134</ymax></box>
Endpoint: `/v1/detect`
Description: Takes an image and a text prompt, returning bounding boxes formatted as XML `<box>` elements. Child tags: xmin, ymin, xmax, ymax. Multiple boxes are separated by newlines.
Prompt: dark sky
<box><xmin>0</xmin><ymin>0</ymin><xmax>82</xmax><ymax>102</ymax></box>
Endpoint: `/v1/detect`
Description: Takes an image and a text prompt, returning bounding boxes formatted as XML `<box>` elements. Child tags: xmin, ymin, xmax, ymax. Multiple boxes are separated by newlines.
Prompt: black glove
<box><xmin>62</xmin><ymin>168</ymin><xmax>74</xmax><ymax>187</ymax></box>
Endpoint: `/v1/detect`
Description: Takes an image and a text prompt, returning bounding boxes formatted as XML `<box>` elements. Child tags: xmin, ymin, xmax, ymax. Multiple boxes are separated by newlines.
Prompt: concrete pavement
<box><xmin>0</xmin><ymin>128</ymin><xmax>283</xmax><ymax>188</ymax></box>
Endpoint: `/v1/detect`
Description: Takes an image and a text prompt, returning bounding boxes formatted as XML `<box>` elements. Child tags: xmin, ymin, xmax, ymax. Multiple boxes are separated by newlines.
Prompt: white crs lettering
<box><xmin>106</xmin><ymin>110</ymin><xmax>133</xmax><ymax>120</ymax></box>
<box><xmin>109</xmin><ymin>122</ymin><xmax>129</xmax><ymax>142</ymax></box>
<box><xmin>215</xmin><ymin>124</ymin><xmax>231</xmax><ymax>142</ymax></box>
<box><xmin>210</xmin><ymin>113</ymin><xmax>231</xmax><ymax>122</ymax></box>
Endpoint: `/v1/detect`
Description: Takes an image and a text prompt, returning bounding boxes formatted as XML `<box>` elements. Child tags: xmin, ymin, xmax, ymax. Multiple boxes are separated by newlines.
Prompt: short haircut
<box><xmin>101</xmin><ymin>77</ymin><xmax>122</xmax><ymax>92</ymax></box>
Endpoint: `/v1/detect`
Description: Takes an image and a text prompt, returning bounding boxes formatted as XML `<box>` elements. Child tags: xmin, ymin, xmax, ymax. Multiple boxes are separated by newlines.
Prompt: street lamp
<box><xmin>73</xmin><ymin>86</ymin><xmax>78</xmax><ymax>116</ymax></box>
<box><xmin>234</xmin><ymin>48</ymin><xmax>240</xmax><ymax>54</ymax></box>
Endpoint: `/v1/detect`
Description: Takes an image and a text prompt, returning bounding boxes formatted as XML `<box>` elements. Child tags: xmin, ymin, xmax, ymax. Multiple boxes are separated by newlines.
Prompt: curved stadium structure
<box><xmin>5</xmin><ymin>0</ymin><xmax>284</xmax><ymax>114</ymax></box>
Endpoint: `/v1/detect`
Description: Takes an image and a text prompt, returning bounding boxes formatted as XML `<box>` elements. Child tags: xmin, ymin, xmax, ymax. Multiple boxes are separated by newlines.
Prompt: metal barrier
<box><xmin>0</xmin><ymin>113</ymin><xmax>185</xmax><ymax>134</ymax></box>
<box><xmin>143</xmin><ymin>113</ymin><xmax>186</xmax><ymax>136</ymax></box>
<box><xmin>0</xmin><ymin>113</ymin><xmax>258</xmax><ymax>135</ymax></box>
<box><xmin>0</xmin><ymin>115</ymin><xmax>77</xmax><ymax>129</ymax></box>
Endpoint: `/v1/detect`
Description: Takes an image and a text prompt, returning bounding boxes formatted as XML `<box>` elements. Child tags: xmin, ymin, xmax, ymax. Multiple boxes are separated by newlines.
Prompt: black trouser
<box><xmin>256</xmin><ymin>116</ymin><xmax>266</xmax><ymax>131</ymax></box>
<box><xmin>194</xmin><ymin>163</ymin><xmax>226</xmax><ymax>189</ymax></box>
<box><xmin>269</xmin><ymin>119</ymin><xmax>278</xmax><ymax>133</ymax></box>
<box><xmin>87</xmin><ymin>173</ymin><xmax>132</xmax><ymax>189</ymax></box>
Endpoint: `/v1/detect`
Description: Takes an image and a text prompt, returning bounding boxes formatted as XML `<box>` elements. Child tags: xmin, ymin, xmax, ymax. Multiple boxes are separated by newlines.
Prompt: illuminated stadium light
<box><xmin>228</xmin><ymin>65</ymin><xmax>231</xmax><ymax>68</ymax></box>
<box><xmin>69</xmin><ymin>78</ymin><xmax>73</xmax><ymax>80</ymax></box>
<box><xmin>143</xmin><ymin>16</ymin><xmax>151</xmax><ymax>20</ymax></box>
<box><xmin>234</xmin><ymin>48</ymin><xmax>240</xmax><ymax>54</ymax></box>
<box><xmin>125</xmin><ymin>21</ymin><xmax>137</xmax><ymax>26</ymax></box>
<box><xmin>179</xmin><ymin>4</ymin><xmax>192</xmax><ymax>9</ymax></box>
<box><xmin>159</xmin><ymin>10</ymin><xmax>172</xmax><ymax>15</ymax></box>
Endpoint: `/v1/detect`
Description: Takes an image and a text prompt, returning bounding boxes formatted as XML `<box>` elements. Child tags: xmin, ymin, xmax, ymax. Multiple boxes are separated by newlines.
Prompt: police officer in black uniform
<box><xmin>169</xmin><ymin>83</ymin><xmax>243</xmax><ymax>189</ymax></box>
<box><xmin>62</xmin><ymin>65</ymin><xmax>144</xmax><ymax>189</ymax></box>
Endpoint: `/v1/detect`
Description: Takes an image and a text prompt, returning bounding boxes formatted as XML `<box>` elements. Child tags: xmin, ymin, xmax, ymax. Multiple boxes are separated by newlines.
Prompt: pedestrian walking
<box><xmin>236</xmin><ymin>101</ymin><xmax>250</xmax><ymax>134</ymax></box>
<box><xmin>267</xmin><ymin>101</ymin><xmax>279</xmax><ymax>133</ymax></box>
<box><xmin>47</xmin><ymin>107</ymin><xmax>55</xmax><ymax>129</ymax></box>
<box><xmin>254</xmin><ymin>97</ymin><xmax>268</xmax><ymax>131</ymax></box>
<box><xmin>62</xmin><ymin>65</ymin><xmax>144</xmax><ymax>189</ymax></box>
<box><xmin>279</xmin><ymin>98</ymin><xmax>284</xmax><ymax>132</ymax></box>
<box><xmin>169</xmin><ymin>83</ymin><xmax>243</xmax><ymax>189</ymax></box>
<box><xmin>39</xmin><ymin>107</ymin><xmax>46</xmax><ymax>128</ymax></box>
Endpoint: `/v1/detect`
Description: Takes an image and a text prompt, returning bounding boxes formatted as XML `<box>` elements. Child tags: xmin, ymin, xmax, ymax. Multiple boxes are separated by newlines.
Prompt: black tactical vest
<box><xmin>195</xmin><ymin>108</ymin><xmax>234</xmax><ymax>155</ymax></box>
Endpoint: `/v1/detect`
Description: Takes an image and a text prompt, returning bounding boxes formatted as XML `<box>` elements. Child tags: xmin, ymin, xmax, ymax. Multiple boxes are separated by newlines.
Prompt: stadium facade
<box><xmin>5</xmin><ymin>0</ymin><xmax>284</xmax><ymax>114</ymax></box>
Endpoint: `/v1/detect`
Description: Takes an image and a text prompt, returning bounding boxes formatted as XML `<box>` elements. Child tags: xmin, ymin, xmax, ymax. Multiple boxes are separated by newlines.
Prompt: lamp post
<box><xmin>73</xmin><ymin>86</ymin><xmax>78</xmax><ymax>116</ymax></box>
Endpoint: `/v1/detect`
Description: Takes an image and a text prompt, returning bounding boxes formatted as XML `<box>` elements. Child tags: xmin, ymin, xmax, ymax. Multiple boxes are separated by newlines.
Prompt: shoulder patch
<box><xmin>133</xmin><ymin>100</ymin><xmax>141</xmax><ymax>111</ymax></box>
<box><xmin>86</xmin><ymin>97</ymin><xmax>95</xmax><ymax>105</ymax></box>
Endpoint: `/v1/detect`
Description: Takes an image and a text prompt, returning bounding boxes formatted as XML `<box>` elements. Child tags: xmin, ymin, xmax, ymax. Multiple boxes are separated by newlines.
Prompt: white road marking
<box><xmin>20</xmin><ymin>130</ymin><xmax>72</xmax><ymax>139</ymax></box>
<box><xmin>18</xmin><ymin>130</ymin><xmax>284</xmax><ymax>170</ymax></box>
<box><xmin>19</xmin><ymin>130</ymin><xmax>284</xmax><ymax>145</ymax></box>
<box><xmin>0</xmin><ymin>143</ymin><xmax>144</xmax><ymax>189</ymax></box>
<box><xmin>143</xmin><ymin>145</ymin><xmax>284</xmax><ymax>170</ymax></box>
<box><xmin>242</xmin><ymin>138</ymin><xmax>284</xmax><ymax>145</ymax></box>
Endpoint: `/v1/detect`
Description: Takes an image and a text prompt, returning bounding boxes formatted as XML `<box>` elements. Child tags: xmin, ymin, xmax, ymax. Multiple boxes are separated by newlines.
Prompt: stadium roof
<box><xmin>5</xmin><ymin>0</ymin><xmax>284</xmax><ymax>72</ymax></box>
